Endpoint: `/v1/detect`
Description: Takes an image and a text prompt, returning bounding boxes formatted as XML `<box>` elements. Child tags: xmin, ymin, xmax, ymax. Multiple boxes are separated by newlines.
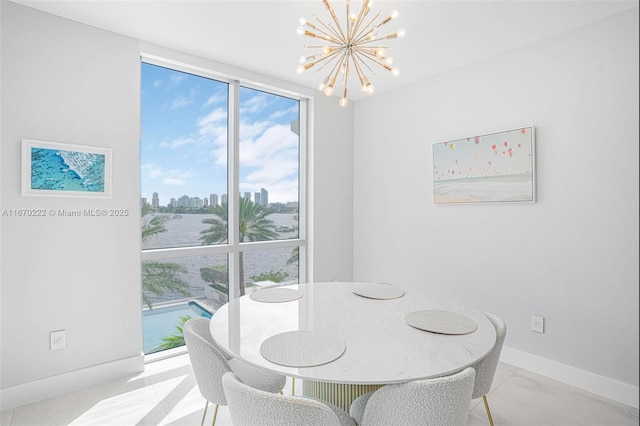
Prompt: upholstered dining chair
<box><xmin>183</xmin><ymin>317</ymin><xmax>287</xmax><ymax>426</ymax></box>
<box><xmin>222</xmin><ymin>372</ymin><xmax>357</xmax><ymax>426</ymax></box>
<box><xmin>471</xmin><ymin>312</ymin><xmax>507</xmax><ymax>426</ymax></box>
<box><xmin>349</xmin><ymin>367</ymin><xmax>476</xmax><ymax>426</ymax></box>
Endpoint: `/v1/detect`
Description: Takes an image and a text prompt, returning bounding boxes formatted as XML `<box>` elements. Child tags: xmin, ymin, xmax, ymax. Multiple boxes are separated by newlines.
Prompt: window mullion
<box><xmin>228</xmin><ymin>80</ymin><xmax>241</xmax><ymax>300</ymax></box>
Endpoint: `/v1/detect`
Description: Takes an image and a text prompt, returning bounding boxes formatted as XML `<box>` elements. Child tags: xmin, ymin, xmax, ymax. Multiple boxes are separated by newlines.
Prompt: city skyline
<box><xmin>143</xmin><ymin>187</ymin><xmax>273</xmax><ymax>209</ymax></box>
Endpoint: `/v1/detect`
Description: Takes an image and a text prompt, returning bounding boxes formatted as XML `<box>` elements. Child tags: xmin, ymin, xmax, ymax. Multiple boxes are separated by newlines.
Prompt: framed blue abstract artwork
<box><xmin>433</xmin><ymin>126</ymin><xmax>535</xmax><ymax>204</ymax></box>
<box><xmin>21</xmin><ymin>139</ymin><xmax>112</xmax><ymax>198</ymax></box>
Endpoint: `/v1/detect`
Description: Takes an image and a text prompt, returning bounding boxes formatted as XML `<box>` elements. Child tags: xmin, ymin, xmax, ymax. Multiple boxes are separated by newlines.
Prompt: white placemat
<box><xmin>405</xmin><ymin>310</ymin><xmax>477</xmax><ymax>335</ymax></box>
<box><xmin>250</xmin><ymin>287</ymin><xmax>303</xmax><ymax>303</ymax></box>
<box><xmin>353</xmin><ymin>283</ymin><xmax>405</xmax><ymax>300</ymax></box>
<box><xmin>260</xmin><ymin>330</ymin><xmax>346</xmax><ymax>367</ymax></box>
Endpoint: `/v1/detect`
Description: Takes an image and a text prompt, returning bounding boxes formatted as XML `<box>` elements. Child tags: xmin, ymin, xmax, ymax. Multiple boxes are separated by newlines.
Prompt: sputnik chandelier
<box><xmin>296</xmin><ymin>0</ymin><xmax>405</xmax><ymax>107</ymax></box>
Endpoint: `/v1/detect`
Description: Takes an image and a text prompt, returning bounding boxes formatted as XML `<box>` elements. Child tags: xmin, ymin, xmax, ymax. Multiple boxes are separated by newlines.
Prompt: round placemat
<box><xmin>405</xmin><ymin>310</ymin><xmax>477</xmax><ymax>335</ymax></box>
<box><xmin>353</xmin><ymin>283</ymin><xmax>405</xmax><ymax>300</ymax></box>
<box><xmin>250</xmin><ymin>287</ymin><xmax>303</xmax><ymax>303</ymax></box>
<box><xmin>260</xmin><ymin>330</ymin><xmax>346</xmax><ymax>367</ymax></box>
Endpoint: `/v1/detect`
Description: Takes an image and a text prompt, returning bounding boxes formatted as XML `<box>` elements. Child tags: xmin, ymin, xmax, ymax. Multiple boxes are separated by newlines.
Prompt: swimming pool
<box><xmin>143</xmin><ymin>301</ymin><xmax>212</xmax><ymax>354</ymax></box>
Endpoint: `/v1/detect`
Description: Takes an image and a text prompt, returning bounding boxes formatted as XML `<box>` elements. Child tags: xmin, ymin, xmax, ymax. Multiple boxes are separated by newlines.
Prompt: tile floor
<box><xmin>1</xmin><ymin>353</ymin><xmax>638</xmax><ymax>426</ymax></box>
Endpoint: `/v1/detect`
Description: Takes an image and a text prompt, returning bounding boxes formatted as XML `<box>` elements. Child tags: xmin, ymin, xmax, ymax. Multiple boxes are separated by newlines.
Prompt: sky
<box><xmin>140</xmin><ymin>63</ymin><xmax>300</xmax><ymax>206</ymax></box>
<box><xmin>432</xmin><ymin>127</ymin><xmax>534</xmax><ymax>182</ymax></box>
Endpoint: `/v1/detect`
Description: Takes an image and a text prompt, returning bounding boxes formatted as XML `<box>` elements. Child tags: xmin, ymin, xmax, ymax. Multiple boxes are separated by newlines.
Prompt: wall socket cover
<box><xmin>50</xmin><ymin>330</ymin><xmax>67</xmax><ymax>350</ymax></box>
<box><xmin>531</xmin><ymin>315</ymin><xmax>544</xmax><ymax>333</ymax></box>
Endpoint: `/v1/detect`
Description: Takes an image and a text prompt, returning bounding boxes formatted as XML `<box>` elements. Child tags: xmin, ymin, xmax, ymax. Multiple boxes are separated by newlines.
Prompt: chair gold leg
<box><xmin>292</xmin><ymin>377</ymin><xmax>295</xmax><ymax>395</ymax></box>
<box><xmin>211</xmin><ymin>404</ymin><xmax>219</xmax><ymax>426</ymax></box>
<box><xmin>483</xmin><ymin>395</ymin><xmax>494</xmax><ymax>426</ymax></box>
<box><xmin>200</xmin><ymin>401</ymin><xmax>209</xmax><ymax>426</ymax></box>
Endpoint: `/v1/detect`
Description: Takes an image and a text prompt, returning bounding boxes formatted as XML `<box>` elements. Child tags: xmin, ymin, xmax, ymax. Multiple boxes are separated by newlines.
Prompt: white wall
<box><xmin>311</xmin><ymin>95</ymin><xmax>354</xmax><ymax>283</ymax></box>
<box><xmin>0</xmin><ymin>2</ymin><xmax>143</xmax><ymax>408</ymax></box>
<box><xmin>0</xmin><ymin>1</ymin><xmax>355</xmax><ymax>409</ymax></box>
<box><xmin>353</xmin><ymin>8</ymin><xmax>639</xmax><ymax>407</ymax></box>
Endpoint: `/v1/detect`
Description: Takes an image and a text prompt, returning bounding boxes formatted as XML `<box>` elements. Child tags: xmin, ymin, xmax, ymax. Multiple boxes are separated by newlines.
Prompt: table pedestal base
<box><xmin>302</xmin><ymin>380</ymin><xmax>384</xmax><ymax>412</ymax></box>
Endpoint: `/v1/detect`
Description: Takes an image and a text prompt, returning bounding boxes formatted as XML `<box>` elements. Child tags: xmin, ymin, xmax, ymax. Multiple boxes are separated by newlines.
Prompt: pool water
<box><xmin>143</xmin><ymin>301</ymin><xmax>212</xmax><ymax>354</ymax></box>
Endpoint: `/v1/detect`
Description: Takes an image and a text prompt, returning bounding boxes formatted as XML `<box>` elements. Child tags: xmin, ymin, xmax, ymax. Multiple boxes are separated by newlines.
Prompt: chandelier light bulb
<box><xmin>297</xmin><ymin>0</ymin><xmax>403</xmax><ymax>106</ymax></box>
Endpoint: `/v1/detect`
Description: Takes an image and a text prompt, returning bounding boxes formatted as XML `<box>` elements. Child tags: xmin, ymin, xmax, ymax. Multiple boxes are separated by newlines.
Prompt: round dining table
<box><xmin>209</xmin><ymin>281</ymin><xmax>497</xmax><ymax>411</ymax></box>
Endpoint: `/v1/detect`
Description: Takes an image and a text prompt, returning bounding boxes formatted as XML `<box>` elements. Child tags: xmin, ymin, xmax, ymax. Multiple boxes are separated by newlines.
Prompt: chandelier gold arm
<box><xmin>297</xmin><ymin>0</ymin><xmax>403</xmax><ymax>106</ymax></box>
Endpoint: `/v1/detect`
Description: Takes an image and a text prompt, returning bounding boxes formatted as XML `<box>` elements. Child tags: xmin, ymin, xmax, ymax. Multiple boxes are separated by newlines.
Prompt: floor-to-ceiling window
<box><xmin>140</xmin><ymin>61</ymin><xmax>307</xmax><ymax>355</ymax></box>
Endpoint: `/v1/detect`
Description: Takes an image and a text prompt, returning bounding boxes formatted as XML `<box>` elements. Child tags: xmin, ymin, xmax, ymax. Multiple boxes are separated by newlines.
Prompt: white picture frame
<box><xmin>21</xmin><ymin>138</ymin><xmax>112</xmax><ymax>198</ymax></box>
<box><xmin>433</xmin><ymin>126</ymin><xmax>536</xmax><ymax>204</ymax></box>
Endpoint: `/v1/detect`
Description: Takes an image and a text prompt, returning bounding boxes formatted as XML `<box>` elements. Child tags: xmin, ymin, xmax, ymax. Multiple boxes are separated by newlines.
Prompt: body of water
<box><xmin>143</xmin><ymin>301</ymin><xmax>211</xmax><ymax>354</ymax></box>
<box><xmin>434</xmin><ymin>173</ymin><xmax>534</xmax><ymax>204</ymax></box>
<box><xmin>142</xmin><ymin>213</ymin><xmax>300</xmax><ymax>305</ymax></box>
<box><xmin>31</xmin><ymin>147</ymin><xmax>105</xmax><ymax>192</ymax></box>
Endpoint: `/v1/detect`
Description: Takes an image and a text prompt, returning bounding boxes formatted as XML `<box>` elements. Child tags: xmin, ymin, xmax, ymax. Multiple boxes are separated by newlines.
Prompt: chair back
<box><xmin>222</xmin><ymin>372</ymin><xmax>348</xmax><ymax>426</ymax></box>
<box><xmin>183</xmin><ymin>317</ymin><xmax>233</xmax><ymax>405</ymax></box>
<box><xmin>472</xmin><ymin>312</ymin><xmax>507</xmax><ymax>399</ymax></box>
<box><xmin>360</xmin><ymin>367</ymin><xmax>476</xmax><ymax>426</ymax></box>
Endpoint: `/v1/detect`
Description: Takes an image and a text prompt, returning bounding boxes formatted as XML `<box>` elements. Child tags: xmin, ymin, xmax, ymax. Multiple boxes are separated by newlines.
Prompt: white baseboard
<box><xmin>501</xmin><ymin>346</ymin><xmax>639</xmax><ymax>409</ymax></box>
<box><xmin>0</xmin><ymin>354</ymin><xmax>144</xmax><ymax>411</ymax></box>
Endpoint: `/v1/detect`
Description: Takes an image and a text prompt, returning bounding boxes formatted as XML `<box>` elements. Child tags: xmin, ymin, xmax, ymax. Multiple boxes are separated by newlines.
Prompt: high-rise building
<box><xmin>177</xmin><ymin>195</ymin><xmax>190</xmax><ymax>207</ymax></box>
<box><xmin>192</xmin><ymin>197</ymin><xmax>203</xmax><ymax>208</ymax></box>
<box><xmin>209</xmin><ymin>193</ymin><xmax>218</xmax><ymax>207</ymax></box>
<box><xmin>203</xmin><ymin>197</ymin><xmax>209</xmax><ymax>207</ymax></box>
<box><xmin>221</xmin><ymin>194</ymin><xmax>228</xmax><ymax>204</ymax></box>
<box><xmin>260</xmin><ymin>188</ymin><xmax>268</xmax><ymax>205</ymax></box>
<box><xmin>243</xmin><ymin>192</ymin><xmax>251</xmax><ymax>200</ymax></box>
<box><xmin>141</xmin><ymin>197</ymin><xmax>147</xmax><ymax>208</ymax></box>
<box><xmin>152</xmin><ymin>192</ymin><xmax>159</xmax><ymax>209</ymax></box>
<box><xmin>254</xmin><ymin>192</ymin><xmax>261</xmax><ymax>205</ymax></box>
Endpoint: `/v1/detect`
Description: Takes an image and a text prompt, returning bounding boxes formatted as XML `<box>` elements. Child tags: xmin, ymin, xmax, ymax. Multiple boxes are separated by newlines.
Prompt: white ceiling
<box><xmin>10</xmin><ymin>0</ymin><xmax>638</xmax><ymax>100</ymax></box>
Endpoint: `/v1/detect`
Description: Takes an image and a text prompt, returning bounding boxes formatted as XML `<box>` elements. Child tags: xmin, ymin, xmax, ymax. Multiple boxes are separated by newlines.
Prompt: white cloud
<box><xmin>141</xmin><ymin>163</ymin><xmax>164</xmax><ymax>178</ymax></box>
<box><xmin>268</xmin><ymin>105</ymin><xmax>298</xmax><ymax>121</ymax></box>
<box><xmin>239</xmin><ymin>124</ymin><xmax>298</xmax><ymax>167</ymax></box>
<box><xmin>160</xmin><ymin>137</ymin><xmax>195</xmax><ymax>149</ymax></box>
<box><xmin>142</xmin><ymin>163</ymin><xmax>191</xmax><ymax>186</ymax></box>
<box><xmin>239</xmin><ymin>120</ymin><xmax>271</xmax><ymax>140</ymax></box>
<box><xmin>203</xmin><ymin>93</ymin><xmax>226</xmax><ymax>107</ymax></box>
<box><xmin>169</xmin><ymin>74</ymin><xmax>185</xmax><ymax>88</ymax></box>
<box><xmin>240</xmin><ymin>92</ymin><xmax>270</xmax><ymax>114</ymax></box>
<box><xmin>198</xmin><ymin>108</ymin><xmax>227</xmax><ymax>137</ymax></box>
<box><xmin>170</xmin><ymin>89</ymin><xmax>198</xmax><ymax>110</ymax></box>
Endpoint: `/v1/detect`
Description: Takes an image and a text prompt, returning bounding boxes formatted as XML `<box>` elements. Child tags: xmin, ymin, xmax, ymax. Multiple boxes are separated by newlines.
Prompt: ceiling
<box><xmin>10</xmin><ymin>0</ymin><xmax>638</xmax><ymax>101</ymax></box>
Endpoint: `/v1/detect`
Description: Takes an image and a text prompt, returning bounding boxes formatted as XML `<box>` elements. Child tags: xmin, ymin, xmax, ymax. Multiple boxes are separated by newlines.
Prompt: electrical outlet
<box><xmin>50</xmin><ymin>330</ymin><xmax>67</xmax><ymax>350</ymax></box>
<box><xmin>531</xmin><ymin>315</ymin><xmax>544</xmax><ymax>333</ymax></box>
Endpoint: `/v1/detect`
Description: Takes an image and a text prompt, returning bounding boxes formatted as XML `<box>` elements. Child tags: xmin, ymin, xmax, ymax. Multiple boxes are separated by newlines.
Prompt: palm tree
<box><xmin>141</xmin><ymin>203</ymin><xmax>190</xmax><ymax>308</ymax></box>
<box><xmin>199</xmin><ymin>197</ymin><xmax>278</xmax><ymax>296</ymax></box>
<box><xmin>151</xmin><ymin>315</ymin><xmax>191</xmax><ymax>353</ymax></box>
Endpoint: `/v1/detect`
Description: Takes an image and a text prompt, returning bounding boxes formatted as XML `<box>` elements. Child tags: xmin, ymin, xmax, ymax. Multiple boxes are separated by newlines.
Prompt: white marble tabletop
<box><xmin>209</xmin><ymin>282</ymin><xmax>497</xmax><ymax>385</ymax></box>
